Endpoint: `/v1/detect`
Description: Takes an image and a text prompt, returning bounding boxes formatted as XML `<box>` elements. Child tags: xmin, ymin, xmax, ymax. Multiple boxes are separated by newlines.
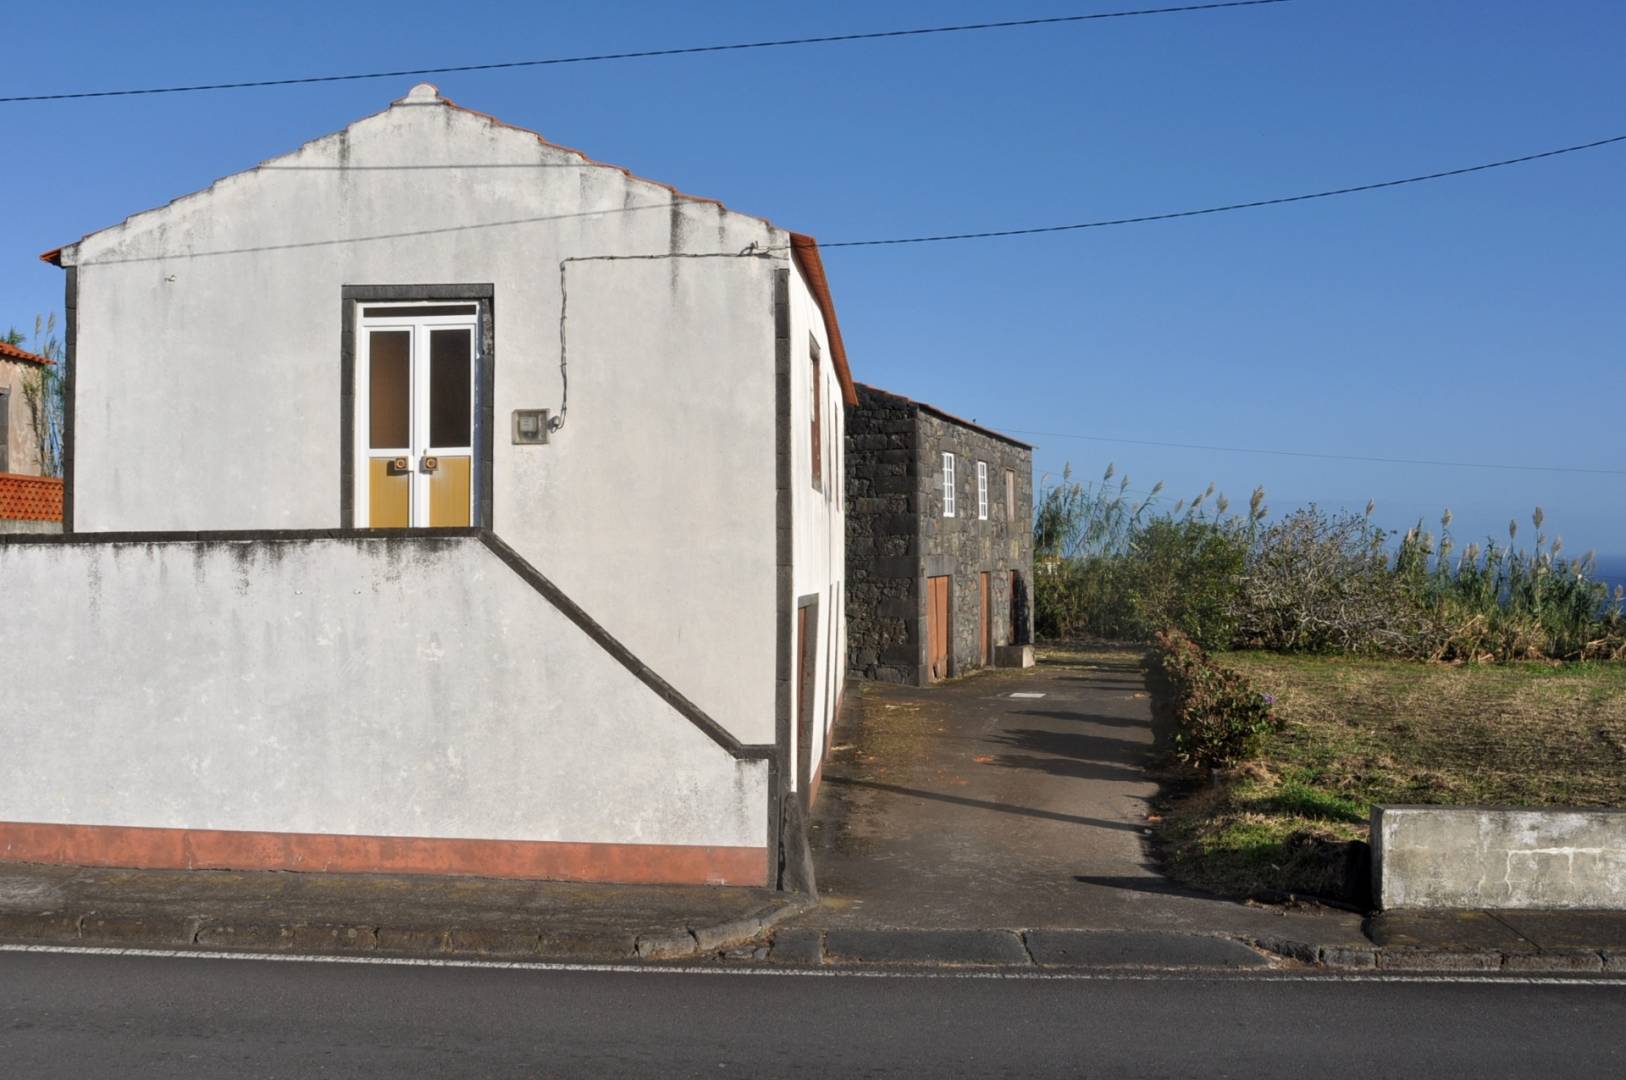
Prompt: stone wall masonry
<box><xmin>1374</xmin><ymin>806</ymin><xmax>1626</xmax><ymax>910</ymax></box>
<box><xmin>916</xmin><ymin>412</ymin><xmax>1033</xmax><ymax>679</ymax></box>
<box><xmin>845</xmin><ymin>386</ymin><xmax>1034</xmax><ymax>686</ymax></box>
<box><xmin>844</xmin><ymin>386</ymin><xmax>920</xmax><ymax>683</ymax></box>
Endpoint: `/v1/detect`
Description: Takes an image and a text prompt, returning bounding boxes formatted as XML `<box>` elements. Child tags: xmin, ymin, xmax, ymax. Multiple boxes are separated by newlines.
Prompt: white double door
<box><xmin>355</xmin><ymin>304</ymin><xmax>478</xmax><ymax>528</ymax></box>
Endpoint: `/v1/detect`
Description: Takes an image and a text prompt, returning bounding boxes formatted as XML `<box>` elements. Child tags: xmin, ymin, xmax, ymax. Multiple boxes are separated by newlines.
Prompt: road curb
<box><xmin>1248</xmin><ymin>934</ymin><xmax>1618</xmax><ymax>974</ymax></box>
<box><xmin>757</xmin><ymin>927</ymin><xmax>1626</xmax><ymax>974</ymax></box>
<box><xmin>0</xmin><ymin>893</ymin><xmax>814</xmax><ymax>965</ymax></box>
<box><xmin>770</xmin><ymin>928</ymin><xmax>1283</xmax><ymax>970</ymax></box>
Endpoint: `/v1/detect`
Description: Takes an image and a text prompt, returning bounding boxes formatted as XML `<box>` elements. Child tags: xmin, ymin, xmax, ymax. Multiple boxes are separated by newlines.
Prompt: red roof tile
<box><xmin>789</xmin><ymin>235</ymin><xmax>857</xmax><ymax>406</ymax></box>
<box><xmin>0</xmin><ymin>340</ymin><xmax>53</xmax><ymax>367</ymax></box>
<box><xmin>0</xmin><ymin>473</ymin><xmax>64</xmax><ymax>521</ymax></box>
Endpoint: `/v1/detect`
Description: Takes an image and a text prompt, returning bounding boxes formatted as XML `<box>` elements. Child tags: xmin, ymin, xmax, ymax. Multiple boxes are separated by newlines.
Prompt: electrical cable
<box><xmin>992</xmin><ymin>426</ymin><xmax>1626</xmax><ymax>476</ymax></box>
<box><xmin>0</xmin><ymin>2</ymin><xmax>1294</xmax><ymax>104</ymax></box>
<box><xmin>816</xmin><ymin>134</ymin><xmax>1626</xmax><ymax>248</ymax></box>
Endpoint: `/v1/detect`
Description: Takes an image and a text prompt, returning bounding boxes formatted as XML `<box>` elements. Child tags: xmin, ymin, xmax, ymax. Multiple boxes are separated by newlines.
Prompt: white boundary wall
<box><xmin>0</xmin><ymin>536</ymin><xmax>767</xmax><ymax>850</ymax></box>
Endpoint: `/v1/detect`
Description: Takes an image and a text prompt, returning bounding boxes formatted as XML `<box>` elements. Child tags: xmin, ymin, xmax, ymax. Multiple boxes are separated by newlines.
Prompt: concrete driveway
<box><xmin>799</xmin><ymin>645</ymin><xmax>1362</xmax><ymax>943</ymax></box>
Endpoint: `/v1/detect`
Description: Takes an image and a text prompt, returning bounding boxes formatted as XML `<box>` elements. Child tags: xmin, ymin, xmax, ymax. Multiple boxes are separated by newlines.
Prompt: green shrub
<box><xmin>1032</xmin><ymin>465</ymin><xmax>1242</xmax><ymax>645</ymax></box>
<box><xmin>1154</xmin><ymin>628</ymin><xmax>1278</xmax><ymax>768</ymax></box>
<box><xmin>1125</xmin><ymin>518</ymin><xmax>1245</xmax><ymax>649</ymax></box>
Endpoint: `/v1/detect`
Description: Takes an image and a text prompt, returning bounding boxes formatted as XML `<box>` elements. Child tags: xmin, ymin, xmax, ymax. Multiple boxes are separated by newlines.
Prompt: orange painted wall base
<box><xmin>0</xmin><ymin>821</ymin><xmax>768</xmax><ymax>887</ymax></box>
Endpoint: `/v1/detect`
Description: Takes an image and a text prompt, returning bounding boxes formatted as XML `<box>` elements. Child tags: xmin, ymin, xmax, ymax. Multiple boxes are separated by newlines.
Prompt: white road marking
<box><xmin>2</xmin><ymin>943</ymin><xmax>1623</xmax><ymax>987</ymax></box>
<box><xmin>1009</xmin><ymin>692</ymin><xmax>1046</xmax><ymax>699</ymax></box>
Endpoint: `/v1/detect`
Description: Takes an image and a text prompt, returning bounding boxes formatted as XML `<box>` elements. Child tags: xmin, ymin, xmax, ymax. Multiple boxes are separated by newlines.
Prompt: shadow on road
<box><xmin>824</xmin><ymin>775</ymin><xmax>1147</xmax><ymax>833</ymax></box>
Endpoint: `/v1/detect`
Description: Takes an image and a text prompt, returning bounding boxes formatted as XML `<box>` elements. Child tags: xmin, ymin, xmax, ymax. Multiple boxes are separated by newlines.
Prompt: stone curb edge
<box><xmin>0</xmin><ymin>895</ymin><xmax>815</xmax><ymax>965</ymax></box>
<box><xmin>1250</xmin><ymin>934</ymin><xmax>1626</xmax><ymax>974</ymax></box>
<box><xmin>6</xmin><ymin>910</ymin><xmax>1617</xmax><ymax>974</ymax></box>
<box><xmin>757</xmin><ymin>929</ymin><xmax>1626</xmax><ymax>974</ymax></box>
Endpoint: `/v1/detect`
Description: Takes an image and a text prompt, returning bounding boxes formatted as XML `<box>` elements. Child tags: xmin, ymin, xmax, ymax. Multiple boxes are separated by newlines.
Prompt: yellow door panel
<box><xmin>369</xmin><ymin>458</ymin><xmax>411</xmax><ymax>528</ymax></box>
<box><xmin>429</xmin><ymin>455</ymin><xmax>472</xmax><ymax>527</ymax></box>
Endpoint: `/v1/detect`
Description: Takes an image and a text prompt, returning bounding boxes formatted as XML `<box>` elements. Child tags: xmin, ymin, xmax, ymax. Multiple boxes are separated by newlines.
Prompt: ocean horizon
<box><xmin>1594</xmin><ymin>554</ymin><xmax>1626</xmax><ymax>598</ymax></box>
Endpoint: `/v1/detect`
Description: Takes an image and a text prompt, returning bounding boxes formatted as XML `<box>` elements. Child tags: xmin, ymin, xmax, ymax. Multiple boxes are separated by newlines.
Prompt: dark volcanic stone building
<box><xmin>845</xmin><ymin>384</ymin><xmax>1034</xmax><ymax>684</ymax></box>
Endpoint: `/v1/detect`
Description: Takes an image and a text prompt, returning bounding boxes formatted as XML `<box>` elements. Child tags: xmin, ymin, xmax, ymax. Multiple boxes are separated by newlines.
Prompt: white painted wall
<box><xmin>60</xmin><ymin>86</ymin><xmax>789</xmax><ymax>749</ymax></box>
<box><xmin>0</xmin><ymin>536</ymin><xmax>767</xmax><ymax>850</ymax></box>
<box><xmin>786</xmin><ymin>264</ymin><xmax>847</xmax><ymax>793</ymax></box>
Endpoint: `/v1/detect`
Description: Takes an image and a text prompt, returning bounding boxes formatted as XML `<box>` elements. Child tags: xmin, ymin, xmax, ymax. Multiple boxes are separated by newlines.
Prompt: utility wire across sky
<box><xmin>818</xmin><ymin>134</ymin><xmax>1626</xmax><ymax>248</ymax></box>
<box><xmin>75</xmin><ymin>129</ymin><xmax>1626</xmax><ymax>267</ymax></box>
<box><xmin>0</xmin><ymin>2</ymin><xmax>1293</xmax><ymax>104</ymax></box>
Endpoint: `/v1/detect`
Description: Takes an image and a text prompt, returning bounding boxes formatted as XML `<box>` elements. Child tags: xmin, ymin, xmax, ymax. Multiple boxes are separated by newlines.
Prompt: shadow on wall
<box><xmin>1012</xmin><ymin>573</ymin><xmax>1031</xmax><ymax>646</ymax></box>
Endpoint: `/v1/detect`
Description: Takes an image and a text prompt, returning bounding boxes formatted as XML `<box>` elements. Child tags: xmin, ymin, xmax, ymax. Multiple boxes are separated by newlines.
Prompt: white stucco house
<box><xmin>0</xmin><ymin>84</ymin><xmax>852</xmax><ymax>889</ymax></box>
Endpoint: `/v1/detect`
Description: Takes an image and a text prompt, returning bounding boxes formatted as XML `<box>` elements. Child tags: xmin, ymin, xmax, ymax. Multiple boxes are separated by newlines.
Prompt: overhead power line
<box><xmin>819</xmin><ymin>133</ymin><xmax>1626</xmax><ymax>247</ymax></box>
<box><xmin>72</xmin><ymin>130</ymin><xmax>1626</xmax><ymax>268</ymax></box>
<box><xmin>993</xmin><ymin>426</ymin><xmax>1626</xmax><ymax>477</ymax></box>
<box><xmin>0</xmin><ymin>2</ymin><xmax>1293</xmax><ymax>104</ymax></box>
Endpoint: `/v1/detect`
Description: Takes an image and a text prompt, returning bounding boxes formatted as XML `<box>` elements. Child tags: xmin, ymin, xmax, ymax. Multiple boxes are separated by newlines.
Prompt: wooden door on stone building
<box><xmin>926</xmin><ymin>575</ymin><xmax>951</xmax><ymax>683</ymax></box>
<box><xmin>979</xmin><ymin>571</ymin><xmax>992</xmax><ymax>666</ymax></box>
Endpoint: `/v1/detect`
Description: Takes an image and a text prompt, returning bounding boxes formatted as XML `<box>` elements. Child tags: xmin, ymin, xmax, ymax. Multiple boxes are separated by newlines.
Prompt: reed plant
<box><xmin>1033</xmin><ymin>465</ymin><xmax>1625</xmax><ymax>662</ymax></box>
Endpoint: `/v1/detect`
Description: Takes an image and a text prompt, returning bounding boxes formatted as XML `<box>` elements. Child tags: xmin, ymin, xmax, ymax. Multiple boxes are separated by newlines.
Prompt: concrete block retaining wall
<box><xmin>1373</xmin><ymin>805</ymin><xmax>1626</xmax><ymax>910</ymax></box>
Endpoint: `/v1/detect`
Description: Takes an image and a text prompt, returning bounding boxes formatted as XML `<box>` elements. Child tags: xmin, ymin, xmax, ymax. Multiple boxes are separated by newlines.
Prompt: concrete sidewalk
<box><xmin>0</xmin><ymin>862</ymin><xmax>804</xmax><ymax>961</ymax></box>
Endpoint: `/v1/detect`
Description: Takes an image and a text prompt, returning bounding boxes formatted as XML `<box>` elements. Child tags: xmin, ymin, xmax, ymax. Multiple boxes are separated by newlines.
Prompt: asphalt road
<box><xmin>4</xmin><ymin>949</ymin><xmax>1625</xmax><ymax>1078</ymax></box>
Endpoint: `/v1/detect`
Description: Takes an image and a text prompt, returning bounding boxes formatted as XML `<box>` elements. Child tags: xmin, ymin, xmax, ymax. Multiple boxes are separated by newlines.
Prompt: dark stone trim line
<box><xmin>61</xmin><ymin>267</ymin><xmax>77</xmax><ymax>532</ymax></box>
<box><xmin>795</xmin><ymin>591</ymin><xmax>821</xmax><ymax>809</ymax></box>
<box><xmin>479</xmin><ymin>532</ymin><xmax>773</xmax><ymax>762</ymax></box>
<box><xmin>339</xmin><ymin>284</ymin><xmax>496</xmax><ymax>529</ymax></box>
<box><xmin>772</xmin><ymin>266</ymin><xmax>793</xmax><ymax>887</ymax></box>
<box><xmin>339</xmin><ymin>294</ymin><xmax>355</xmax><ymax>525</ymax></box>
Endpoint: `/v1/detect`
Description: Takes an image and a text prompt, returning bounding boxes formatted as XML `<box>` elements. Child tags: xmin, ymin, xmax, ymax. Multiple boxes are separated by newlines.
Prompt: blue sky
<box><xmin>4</xmin><ymin>1</ymin><xmax>1622</xmax><ymax>558</ymax></box>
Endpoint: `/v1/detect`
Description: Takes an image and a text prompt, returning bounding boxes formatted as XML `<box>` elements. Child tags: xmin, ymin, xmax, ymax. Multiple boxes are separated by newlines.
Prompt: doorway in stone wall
<box><xmin>979</xmin><ymin>571</ymin><xmax>992</xmax><ymax>666</ymax></box>
<box><xmin>926</xmin><ymin>575</ymin><xmax>951</xmax><ymax>683</ymax></box>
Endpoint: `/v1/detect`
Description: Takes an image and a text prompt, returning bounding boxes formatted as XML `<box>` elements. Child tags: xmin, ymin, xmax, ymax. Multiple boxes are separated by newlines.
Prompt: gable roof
<box><xmin>789</xmin><ymin>235</ymin><xmax>856</xmax><ymax>406</ymax></box>
<box><xmin>0</xmin><ymin>340</ymin><xmax>53</xmax><ymax>367</ymax></box>
<box><xmin>35</xmin><ymin>84</ymin><xmax>857</xmax><ymax>406</ymax></box>
<box><xmin>854</xmin><ymin>383</ymin><xmax>1032</xmax><ymax>450</ymax></box>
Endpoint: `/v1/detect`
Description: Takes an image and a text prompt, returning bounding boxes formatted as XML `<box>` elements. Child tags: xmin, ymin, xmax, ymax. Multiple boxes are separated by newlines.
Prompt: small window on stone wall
<box><xmin>977</xmin><ymin>461</ymin><xmax>989</xmax><ymax>520</ymax></box>
<box><xmin>942</xmin><ymin>452</ymin><xmax>956</xmax><ymax>517</ymax></box>
<box><xmin>1005</xmin><ymin>468</ymin><xmax>1016</xmax><ymax>522</ymax></box>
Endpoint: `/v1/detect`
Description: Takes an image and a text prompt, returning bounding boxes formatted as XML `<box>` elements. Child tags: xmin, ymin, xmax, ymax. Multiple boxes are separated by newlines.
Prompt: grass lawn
<box><xmin>1154</xmin><ymin>651</ymin><xmax>1626</xmax><ymax>900</ymax></box>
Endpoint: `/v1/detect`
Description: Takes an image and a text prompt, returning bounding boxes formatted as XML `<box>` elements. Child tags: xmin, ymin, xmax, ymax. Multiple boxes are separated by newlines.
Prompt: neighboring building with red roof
<box><xmin>0</xmin><ymin>339</ymin><xmax>54</xmax><ymax>478</ymax></box>
<box><xmin>0</xmin><ymin>339</ymin><xmax>63</xmax><ymax>533</ymax></box>
<box><xmin>3</xmin><ymin>84</ymin><xmax>854</xmax><ymax>889</ymax></box>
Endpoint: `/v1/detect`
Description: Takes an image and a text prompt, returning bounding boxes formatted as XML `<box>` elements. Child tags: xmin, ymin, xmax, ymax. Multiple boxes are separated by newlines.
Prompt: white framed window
<box><xmin>942</xmin><ymin>452</ymin><xmax>956</xmax><ymax>517</ymax></box>
<box><xmin>977</xmin><ymin>461</ymin><xmax>989</xmax><ymax>520</ymax></box>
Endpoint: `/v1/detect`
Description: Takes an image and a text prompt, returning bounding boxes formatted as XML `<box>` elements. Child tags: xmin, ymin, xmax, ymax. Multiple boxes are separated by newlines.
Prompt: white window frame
<box><xmin>942</xmin><ymin>452</ymin><xmax>956</xmax><ymax>517</ymax></box>
<box><xmin>977</xmin><ymin>461</ymin><xmax>989</xmax><ymax>520</ymax></box>
<box><xmin>354</xmin><ymin>302</ymin><xmax>480</xmax><ymax>528</ymax></box>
